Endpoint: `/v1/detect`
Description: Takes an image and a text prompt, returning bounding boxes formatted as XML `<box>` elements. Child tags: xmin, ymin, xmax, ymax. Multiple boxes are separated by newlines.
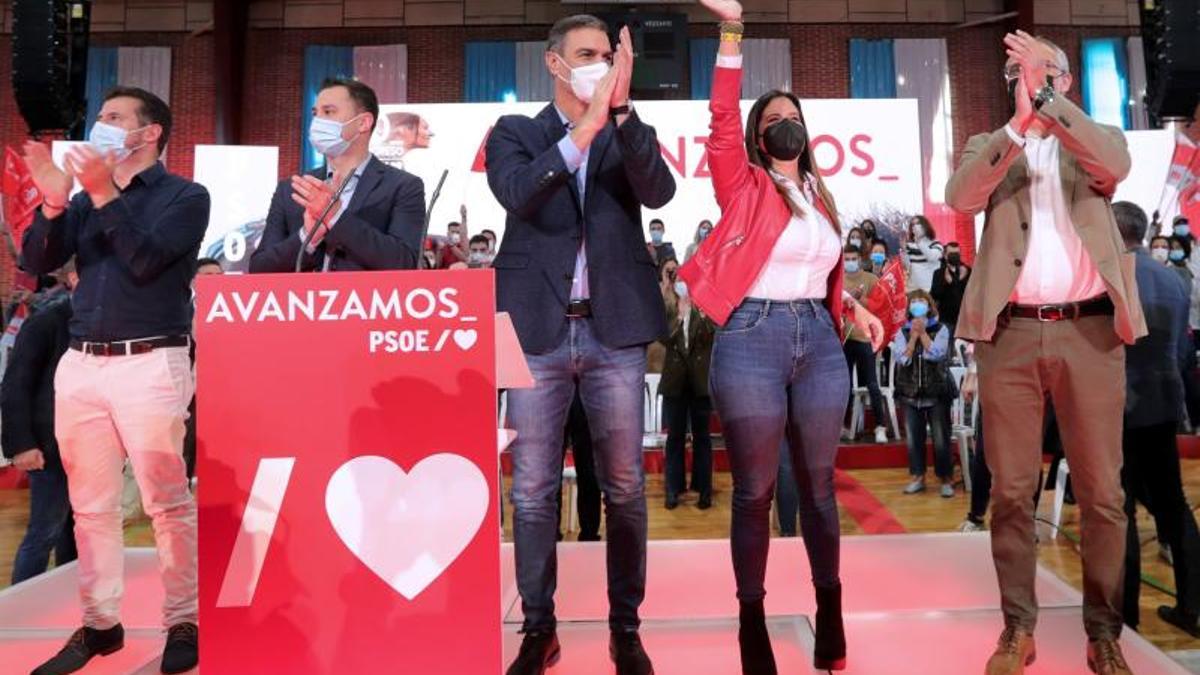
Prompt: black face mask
<box><xmin>947</xmin><ymin>252</ymin><xmax>962</xmax><ymax>266</ymax></box>
<box><xmin>762</xmin><ymin>119</ymin><xmax>807</xmax><ymax>162</ymax></box>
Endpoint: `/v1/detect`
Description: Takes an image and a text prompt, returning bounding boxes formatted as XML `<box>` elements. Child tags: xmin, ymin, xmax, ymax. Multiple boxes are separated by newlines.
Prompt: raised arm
<box><xmin>1041</xmin><ymin>95</ymin><xmax>1130</xmax><ymax>196</ymax></box>
<box><xmin>700</xmin><ymin>1</ymin><xmax>754</xmax><ymax>212</ymax></box>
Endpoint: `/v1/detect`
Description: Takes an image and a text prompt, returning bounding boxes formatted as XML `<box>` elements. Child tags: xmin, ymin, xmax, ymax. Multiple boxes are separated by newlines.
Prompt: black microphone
<box><xmin>418</xmin><ymin>169</ymin><xmax>450</xmax><ymax>270</ymax></box>
<box><xmin>294</xmin><ymin>170</ymin><xmax>357</xmax><ymax>273</ymax></box>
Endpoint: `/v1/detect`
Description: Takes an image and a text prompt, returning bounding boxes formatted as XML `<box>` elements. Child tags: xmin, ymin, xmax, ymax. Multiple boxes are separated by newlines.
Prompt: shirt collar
<box><xmin>128</xmin><ymin>161</ymin><xmax>167</xmax><ymax>188</ymax></box>
<box><xmin>553</xmin><ymin>105</ymin><xmax>574</xmax><ymax>130</ymax></box>
<box><xmin>326</xmin><ymin>155</ymin><xmax>373</xmax><ymax>182</ymax></box>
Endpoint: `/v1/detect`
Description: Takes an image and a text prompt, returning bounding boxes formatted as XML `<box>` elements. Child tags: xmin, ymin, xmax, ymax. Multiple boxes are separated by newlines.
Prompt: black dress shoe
<box><xmin>813</xmin><ymin>583</ymin><xmax>847</xmax><ymax>671</ymax></box>
<box><xmin>1158</xmin><ymin>605</ymin><xmax>1200</xmax><ymax>638</ymax></box>
<box><xmin>506</xmin><ymin>630</ymin><xmax>560</xmax><ymax>675</ymax></box>
<box><xmin>610</xmin><ymin>630</ymin><xmax>654</xmax><ymax>675</ymax></box>
<box><xmin>32</xmin><ymin>624</ymin><xmax>125</xmax><ymax>675</ymax></box>
<box><xmin>161</xmin><ymin>622</ymin><xmax>198</xmax><ymax>674</ymax></box>
<box><xmin>738</xmin><ymin>600</ymin><xmax>777</xmax><ymax>675</ymax></box>
<box><xmin>697</xmin><ymin>494</ymin><xmax>713</xmax><ymax>510</ymax></box>
<box><xmin>664</xmin><ymin>494</ymin><xmax>679</xmax><ymax>510</ymax></box>
<box><xmin>577</xmin><ymin>532</ymin><xmax>602</xmax><ymax>542</ymax></box>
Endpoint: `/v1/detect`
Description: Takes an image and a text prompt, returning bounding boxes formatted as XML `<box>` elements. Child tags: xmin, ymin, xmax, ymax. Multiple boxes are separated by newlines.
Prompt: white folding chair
<box><xmin>848</xmin><ymin>364</ymin><xmax>869</xmax><ymax>439</ymax></box>
<box><xmin>1049</xmin><ymin>457</ymin><xmax>1071</xmax><ymax>540</ymax></box>
<box><xmin>948</xmin><ymin>366</ymin><xmax>973</xmax><ymax>492</ymax></box>
<box><xmin>562</xmin><ymin>465</ymin><xmax>579</xmax><ymax>534</ymax></box>
<box><xmin>642</xmin><ymin>373</ymin><xmax>666</xmax><ymax>448</ymax></box>
<box><xmin>877</xmin><ymin>356</ymin><xmax>902</xmax><ymax>441</ymax></box>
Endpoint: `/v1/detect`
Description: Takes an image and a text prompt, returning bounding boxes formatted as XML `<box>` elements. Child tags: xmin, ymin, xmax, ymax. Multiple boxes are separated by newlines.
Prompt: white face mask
<box><xmin>309</xmin><ymin>114</ymin><xmax>363</xmax><ymax>158</ymax></box>
<box><xmin>554</xmin><ymin>54</ymin><xmax>609</xmax><ymax>103</ymax></box>
<box><xmin>88</xmin><ymin>121</ymin><xmax>148</xmax><ymax>162</ymax></box>
<box><xmin>1152</xmin><ymin>248</ymin><xmax>1170</xmax><ymax>263</ymax></box>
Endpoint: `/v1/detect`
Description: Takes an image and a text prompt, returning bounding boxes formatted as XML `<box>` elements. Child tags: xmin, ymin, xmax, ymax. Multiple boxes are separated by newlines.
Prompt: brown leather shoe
<box><xmin>984</xmin><ymin>626</ymin><xmax>1036</xmax><ymax>675</ymax></box>
<box><xmin>1087</xmin><ymin>638</ymin><xmax>1133</xmax><ymax>675</ymax></box>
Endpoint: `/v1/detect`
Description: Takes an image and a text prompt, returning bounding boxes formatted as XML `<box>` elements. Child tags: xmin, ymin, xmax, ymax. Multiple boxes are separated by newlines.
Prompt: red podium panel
<box><xmin>194</xmin><ymin>271</ymin><xmax>499</xmax><ymax>674</ymax></box>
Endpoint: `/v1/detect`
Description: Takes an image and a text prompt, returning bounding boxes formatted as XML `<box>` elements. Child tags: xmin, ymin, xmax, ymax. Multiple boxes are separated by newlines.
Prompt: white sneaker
<box><xmin>873</xmin><ymin>426</ymin><xmax>889</xmax><ymax>444</ymax></box>
<box><xmin>840</xmin><ymin>427</ymin><xmax>854</xmax><ymax>442</ymax></box>
<box><xmin>1162</xmin><ymin>544</ymin><xmax>1174</xmax><ymax>566</ymax></box>
<box><xmin>940</xmin><ymin>483</ymin><xmax>955</xmax><ymax>498</ymax></box>
<box><xmin>903</xmin><ymin>478</ymin><xmax>926</xmax><ymax>494</ymax></box>
<box><xmin>957</xmin><ymin>519</ymin><xmax>984</xmax><ymax>533</ymax></box>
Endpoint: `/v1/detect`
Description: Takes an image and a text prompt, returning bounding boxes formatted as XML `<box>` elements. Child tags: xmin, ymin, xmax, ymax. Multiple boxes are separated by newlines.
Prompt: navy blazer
<box><xmin>1125</xmin><ymin>247</ymin><xmax>1190</xmax><ymax>428</ymax></box>
<box><xmin>1</xmin><ymin>295</ymin><xmax>71</xmax><ymax>471</ymax></box>
<box><xmin>249</xmin><ymin>155</ymin><xmax>426</xmax><ymax>273</ymax></box>
<box><xmin>486</xmin><ymin>105</ymin><xmax>676</xmax><ymax>354</ymax></box>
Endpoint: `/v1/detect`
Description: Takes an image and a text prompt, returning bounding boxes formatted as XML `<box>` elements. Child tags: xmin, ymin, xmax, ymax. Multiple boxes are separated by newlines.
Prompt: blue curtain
<box><xmin>850</xmin><ymin>39</ymin><xmax>896</xmax><ymax>99</ymax></box>
<box><xmin>301</xmin><ymin>45</ymin><xmax>354</xmax><ymax>172</ymax></box>
<box><xmin>1081</xmin><ymin>38</ymin><xmax>1130</xmax><ymax>130</ymax></box>
<box><xmin>464</xmin><ymin>42</ymin><xmax>517</xmax><ymax>103</ymax></box>
<box><xmin>85</xmin><ymin>47</ymin><xmax>118</xmax><ymax>133</ymax></box>
<box><xmin>690</xmin><ymin>38</ymin><xmax>718</xmax><ymax>100</ymax></box>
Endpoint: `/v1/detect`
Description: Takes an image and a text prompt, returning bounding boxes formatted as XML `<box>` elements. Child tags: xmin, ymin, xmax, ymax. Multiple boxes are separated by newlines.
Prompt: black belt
<box><xmin>1003</xmin><ymin>295</ymin><xmax>1114</xmax><ymax>322</ymax></box>
<box><xmin>566</xmin><ymin>300</ymin><xmax>592</xmax><ymax>318</ymax></box>
<box><xmin>70</xmin><ymin>335</ymin><xmax>191</xmax><ymax>357</ymax></box>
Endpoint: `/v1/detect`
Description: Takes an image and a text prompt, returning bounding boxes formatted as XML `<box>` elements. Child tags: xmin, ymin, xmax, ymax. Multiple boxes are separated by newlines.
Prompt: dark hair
<box><xmin>1171</xmin><ymin>234</ymin><xmax>1192</xmax><ymax>258</ymax></box>
<box><xmin>843</xmin><ymin>244</ymin><xmax>862</xmax><ymax>255</ymax></box>
<box><xmin>649</xmin><ymin>218</ymin><xmax>665</xmax><ymax>227</ymax></box>
<box><xmin>847</xmin><ymin>227</ymin><xmax>863</xmax><ymax>240</ymax></box>
<box><xmin>548</xmin><ymin>14</ymin><xmax>609</xmax><ymax>53</ymax></box>
<box><xmin>907</xmin><ymin>289</ymin><xmax>940</xmax><ymax>319</ymax></box>
<box><xmin>196</xmin><ymin>257</ymin><xmax>222</xmax><ymax>269</ymax></box>
<box><xmin>908</xmin><ymin>214</ymin><xmax>934</xmax><ymax>241</ymax></box>
<box><xmin>1175</xmin><ymin>215</ymin><xmax>1191</xmax><ymax>226</ymax></box>
<box><xmin>871</xmin><ymin>240</ymin><xmax>890</xmax><ymax>255</ymax></box>
<box><xmin>1112</xmin><ymin>201</ymin><xmax>1148</xmax><ymax>247</ymax></box>
<box><xmin>1151</xmin><ymin>235</ymin><xmax>1170</xmax><ymax>248</ymax></box>
<box><xmin>320</xmin><ymin>78</ymin><xmax>380</xmax><ymax>132</ymax></box>
<box><xmin>103</xmin><ymin>86</ymin><xmax>172</xmax><ymax>153</ymax></box>
<box><xmin>468</xmin><ymin>235</ymin><xmax>490</xmax><ymax>247</ymax></box>
<box><xmin>744</xmin><ymin>90</ymin><xmax>839</xmax><ymax>227</ymax></box>
<box><xmin>481</xmin><ymin>229</ymin><xmax>497</xmax><ymax>239</ymax></box>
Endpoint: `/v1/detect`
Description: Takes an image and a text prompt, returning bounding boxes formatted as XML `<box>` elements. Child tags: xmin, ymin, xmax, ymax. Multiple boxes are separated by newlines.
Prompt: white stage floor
<box><xmin>0</xmin><ymin>533</ymin><xmax>1187</xmax><ymax>673</ymax></box>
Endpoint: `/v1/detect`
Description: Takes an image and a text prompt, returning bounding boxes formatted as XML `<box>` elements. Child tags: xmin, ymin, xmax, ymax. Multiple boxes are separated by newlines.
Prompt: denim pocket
<box><xmin>718</xmin><ymin>303</ymin><xmax>768</xmax><ymax>336</ymax></box>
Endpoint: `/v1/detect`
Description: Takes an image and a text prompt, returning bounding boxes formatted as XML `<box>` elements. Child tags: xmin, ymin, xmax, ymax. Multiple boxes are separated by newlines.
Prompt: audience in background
<box><xmin>481</xmin><ymin>228</ymin><xmax>498</xmax><ymax>256</ymax></box>
<box><xmin>903</xmin><ymin>215</ymin><xmax>944</xmax><ymax>292</ymax></box>
<box><xmin>467</xmin><ymin>235</ymin><xmax>493</xmax><ymax>269</ymax></box>
<box><xmin>558</xmin><ymin>392</ymin><xmax>601</xmax><ymax>542</ymax></box>
<box><xmin>683</xmin><ymin>220</ymin><xmax>712</xmax><ymax>263</ymax></box>
<box><xmin>858</xmin><ymin>219</ymin><xmax>880</xmax><ymax>260</ymax></box>
<box><xmin>841</xmin><ymin>245</ymin><xmax>889</xmax><ymax>443</ymax></box>
<box><xmin>868</xmin><ymin>240</ymin><xmax>890</xmax><ymax>275</ymax></box>
<box><xmin>930</xmin><ymin>241</ymin><xmax>972</xmax><ymax>339</ymax></box>
<box><xmin>1150</xmin><ymin>236</ymin><xmax>1171</xmax><ymax>264</ymax></box>
<box><xmin>3</xmin><ymin>261</ymin><xmax>78</xmax><ymax>584</ymax></box>
<box><xmin>892</xmin><ymin>290</ymin><xmax>955</xmax><ymax>498</ymax></box>
<box><xmin>1112</xmin><ymin>201</ymin><xmax>1200</xmax><ymax>637</ymax></box>
<box><xmin>659</xmin><ymin>276</ymin><xmax>715</xmax><ymax>510</ymax></box>
<box><xmin>647</xmin><ymin>218</ymin><xmax>677</xmax><ymax>266</ymax></box>
<box><xmin>1169</xmin><ymin>235</ymin><xmax>1193</xmax><ymax>285</ymax></box>
<box><xmin>439</xmin><ymin>212</ymin><xmax>470</xmax><ymax>268</ymax></box>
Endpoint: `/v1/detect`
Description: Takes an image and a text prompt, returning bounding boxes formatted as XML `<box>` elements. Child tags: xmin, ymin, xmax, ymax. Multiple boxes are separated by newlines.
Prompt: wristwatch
<box><xmin>610</xmin><ymin>104</ymin><xmax>632</xmax><ymax>119</ymax></box>
<box><xmin>1033</xmin><ymin>84</ymin><xmax>1055</xmax><ymax>112</ymax></box>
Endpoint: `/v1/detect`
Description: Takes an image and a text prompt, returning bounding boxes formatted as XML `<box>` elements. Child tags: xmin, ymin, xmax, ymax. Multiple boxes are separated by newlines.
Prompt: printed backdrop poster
<box><xmin>195</xmin><ymin>270</ymin><xmax>500</xmax><ymax>673</ymax></box>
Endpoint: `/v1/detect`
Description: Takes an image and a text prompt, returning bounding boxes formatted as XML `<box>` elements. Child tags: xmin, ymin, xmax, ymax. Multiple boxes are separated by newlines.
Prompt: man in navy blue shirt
<box><xmin>20</xmin><ymin>86</ymin><xmax>207</xmax><ymax>675</ymax></box>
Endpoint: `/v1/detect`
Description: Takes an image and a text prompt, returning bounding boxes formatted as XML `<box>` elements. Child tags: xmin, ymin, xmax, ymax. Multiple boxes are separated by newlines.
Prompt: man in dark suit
<box><xmin>2</xmin><ymin>262</ymin><xmax>78</xmax><ymax>584</ymax></box>
<box><xmin>659</xmin><ymin>280</ymin><xmax>715</xmax><ymax>510</ymax></box>
<box><xmin>486</xmin><ymin>14</ymin><xmax>675</xmax><ymax>675</ymax></box>
<box><xmin>1113</xmin><ymin>201</ymin><xmax>1200</xmax><ymax>637</ymax></box>
<box><xmin>250</xmin><ymin>78</ymin><xmax>426</xmax><ymax>273</ymax></box>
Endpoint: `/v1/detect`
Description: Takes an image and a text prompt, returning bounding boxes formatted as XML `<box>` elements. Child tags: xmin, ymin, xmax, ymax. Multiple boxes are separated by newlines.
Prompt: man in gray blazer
<box><xmin>1114</xmin><ymin>201</ymin><xmax>1200</xmax><ymax>637</ymax></box>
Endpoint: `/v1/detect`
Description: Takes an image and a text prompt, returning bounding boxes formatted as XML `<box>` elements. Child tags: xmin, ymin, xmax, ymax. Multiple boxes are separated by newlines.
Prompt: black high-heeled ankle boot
<box><xmin>813</xmin><ymin>583</ymin><xmax>847</xmax><ymax>671</ymax></box>
<box><xmin>738</xmin><ymin>599</ymin><xmax>778</xmax><ymax>675</ymax></box>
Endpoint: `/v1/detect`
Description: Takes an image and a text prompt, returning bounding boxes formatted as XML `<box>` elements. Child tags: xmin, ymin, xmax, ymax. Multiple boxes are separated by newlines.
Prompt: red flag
<box><xmin>1</xmin><ymin>147</ymin><xmax>43</xmax><ymax>253</ymax></box>
<box><xmin>863</xmin><ymin>258</ymin><xmax>908</xmax><ymax>348</ymax></box>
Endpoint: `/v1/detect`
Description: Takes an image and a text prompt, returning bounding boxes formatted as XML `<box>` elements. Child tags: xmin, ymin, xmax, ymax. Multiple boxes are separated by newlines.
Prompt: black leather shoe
<box><xmin>738</xmin><ymin>600</ymin><xmax>777</xmax><ymax>675</ymax></box>
<box><xmin>665</xmin><ymin>493</ymin><xmax>679</xmax><ymax>510</ymax></box>
<box><xmin>697</xmin><ymin>494</ymin><xmax>713</xmax><ymax>510</ymax></box>
<box><xmin>610</xmin><ymin>630</ymin><xmax>654</xmax><ymax>675</ymax></box>
<box><xmin>1158</xmin><ymin>605</ymin><xmax>1200</xmax><ymax>638</ymax></box>
<box><xmin>813</xmin><ymin>583</ymin><xmax>847</xmax><ymax>671</ymax></box>
<box><xmin>32</xmin><ymin>624</ymin><xmax>125</xmax><ymax>675</ymax></box>
<box><xmin>506</xmin><ymin>630</ymin><xmax>560</xmax><ymax>675</ymax></box>
<box><xmin>577</xmin><ymin>532</ymin><xmax>602</xmax><ymax>542</ymax></box>
<box><xmin>161</xmin><ymin>622</ymin><xmax>198</xmax><ymax>674</ymax></box>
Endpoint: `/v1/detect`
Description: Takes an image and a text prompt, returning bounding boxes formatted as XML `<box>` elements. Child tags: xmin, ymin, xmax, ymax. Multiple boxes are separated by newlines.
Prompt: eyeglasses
<box><xmin>1003</xmin><ymin>62</ymin><xmax>1066</xmax><ymax>82</ymax></box>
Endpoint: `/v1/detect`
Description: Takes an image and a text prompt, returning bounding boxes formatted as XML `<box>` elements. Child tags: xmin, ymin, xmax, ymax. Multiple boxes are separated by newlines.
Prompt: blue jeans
<box><xmin>12</xmin><ymin>466</ymin><xmax>77</xmax><ymax>584</ymax></box>
<box><xmin>507</xmin><ymin>317</ymin><xmax>648</xmax><ymax>632</ymax></box>
<box><xmin>775</xmin><ymin>439</ymin><xmax>799</xmax><ymax>536</ymax></box>
<box><xmin>710</xmin><ymin>299</ymin><xmax>850</xmax><ymax>599</ymax></box>
<box><xmin>903</xmin><ymin>402</ymin><xmax>953</xmax><ymax>480</ymax></box>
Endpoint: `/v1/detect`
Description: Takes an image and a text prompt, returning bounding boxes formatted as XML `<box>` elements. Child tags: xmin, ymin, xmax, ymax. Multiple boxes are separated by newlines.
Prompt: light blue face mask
<box><xmin>844</xmin><ymin>259</ymin><xmax>860</xmax><ymax>274</ymax></box>
<box><xmin>88</xmin><ymin>121</ymin><xmax>147</xmax><ymax>162</ymax></box>
<box><xmin>674</xmin><ymin>281</ymin><xmax>688</xmax><ymax>298</ymax></box>
<box><xmin>1176</xmin><ymin>224</ymin><xmax>1192</xmax><ymax>238</ymax></box>
<box><xmin>1170</xmin><ymin>249</ymin><xmax>1187</xmax><ymax>263</ymax></box>
<box><xmin>651</xmin><ymin>230</ymin><xmax>665</xmax><ymax>245</ymax></box>
<box><xmin>870</xmin><ymin>252</ymin><xmax>886</xmax><ymax>266</ymax></box>
<box><xmin>909</xmin><ymin>301</ymin><xmax>930</xmax><ymax>319</ymax></box>
<box><xmin>309</xmin><ymin>114</ymin><xmax>363</xmax><ymax>159</ymax></box>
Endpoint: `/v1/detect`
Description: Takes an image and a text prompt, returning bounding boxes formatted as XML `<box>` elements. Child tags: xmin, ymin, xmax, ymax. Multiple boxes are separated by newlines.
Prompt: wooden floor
<box><xmin>2</xmin><ymin>461</ymin><xmax>1199</xmax><ymax>656</ymax></box>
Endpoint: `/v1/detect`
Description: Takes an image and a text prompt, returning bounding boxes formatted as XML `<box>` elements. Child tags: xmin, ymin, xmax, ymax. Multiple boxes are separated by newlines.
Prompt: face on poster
<box><xmin>369</xmin><ymin>98</ymin><xmax>925</xmax><ymax>249</ymax></box>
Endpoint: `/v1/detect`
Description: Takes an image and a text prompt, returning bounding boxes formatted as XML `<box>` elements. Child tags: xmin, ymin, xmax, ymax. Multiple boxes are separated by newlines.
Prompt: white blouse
<box><xmin>746</xmin><ymin>172</ymin><xmax>842</xmax><ymax>301</ymax></box>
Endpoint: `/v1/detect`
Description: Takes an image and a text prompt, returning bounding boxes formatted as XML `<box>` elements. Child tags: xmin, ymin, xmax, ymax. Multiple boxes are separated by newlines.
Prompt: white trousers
<box><xmin>55</xmin><ymin>346</ymin><xmax>197</xmax><ymax>629</ymax></box>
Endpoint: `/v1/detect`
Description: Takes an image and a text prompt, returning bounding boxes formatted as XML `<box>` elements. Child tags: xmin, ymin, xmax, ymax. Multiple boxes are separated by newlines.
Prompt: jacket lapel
<box><xmin>343</xmin><ymin>156</ymin><xmax>383</xmax><ymax>216</ymax></box>
<box><xmin>585</xmin><ymin>123</ymin><xmax>613</xmax><ymax>201</ymax></box>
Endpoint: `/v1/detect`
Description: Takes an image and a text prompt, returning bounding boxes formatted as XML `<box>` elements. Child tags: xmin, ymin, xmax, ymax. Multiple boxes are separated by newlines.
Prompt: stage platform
<box><xmin>0</xmin><ymin>534</ymin><xmax>1188</xmax><ymax>673</ymax></box>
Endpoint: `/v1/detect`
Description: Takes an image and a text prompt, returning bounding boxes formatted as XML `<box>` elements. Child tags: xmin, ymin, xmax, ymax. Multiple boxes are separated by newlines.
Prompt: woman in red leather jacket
<box><xmin>683</xmin><ymin>2</ymin><xmax>884</xmax><ymax>673</ymax></box>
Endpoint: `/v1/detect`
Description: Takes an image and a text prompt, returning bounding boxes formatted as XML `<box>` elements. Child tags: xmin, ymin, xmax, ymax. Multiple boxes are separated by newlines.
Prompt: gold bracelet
<box><xmin>720</xmin><ymin>32</ymin><xmax>743</xmax><ymax>43</ymax></box>
<box><xmin>719</xmin><ymin>21</ymin><xmax>744</xmax><ymax>35</ymax></box>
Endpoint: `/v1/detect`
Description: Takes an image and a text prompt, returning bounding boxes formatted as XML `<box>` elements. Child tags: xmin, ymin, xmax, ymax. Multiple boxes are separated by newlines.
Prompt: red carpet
<box><xmin>834</xmin><ymin>469</ymin><xmax>907</xmax><ymax>534</ymax></box>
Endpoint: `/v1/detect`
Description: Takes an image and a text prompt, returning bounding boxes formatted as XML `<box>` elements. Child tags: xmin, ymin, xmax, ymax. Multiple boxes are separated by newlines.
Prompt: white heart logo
<box><xmin>325</xmin><ymin>454</ymin><xmax>488</xmax><ymax>600</ymax></box>
<box><xmin>453</xmin><ymin>329</ymin><xmax>478</xmax><ymax>351</ymax></box>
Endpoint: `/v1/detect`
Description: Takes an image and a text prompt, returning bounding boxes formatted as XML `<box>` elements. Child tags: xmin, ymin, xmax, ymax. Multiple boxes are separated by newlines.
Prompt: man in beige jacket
<box><xmin>946</xmin><ymin>30</ymin><xmax>1146</xmax><ymax>675</ymax></box>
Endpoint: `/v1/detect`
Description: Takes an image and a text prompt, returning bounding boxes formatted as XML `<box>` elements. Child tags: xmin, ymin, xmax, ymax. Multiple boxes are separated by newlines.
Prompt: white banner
<box><xmin>194</xmin><ymin>145</ymin><xmax>279</xmax><ymax>273</ymax></box>
<box><xmin>370</xmin><ymin>98</ymin><xmax>924</xmax><ymax>253</ymax></box>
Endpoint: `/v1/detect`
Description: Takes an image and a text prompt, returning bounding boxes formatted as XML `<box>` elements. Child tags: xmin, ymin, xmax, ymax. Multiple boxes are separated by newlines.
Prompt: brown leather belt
<box><xmin>566</xmin><ymin>300</ymin><xmax>592</xmax><ymax>318</ymax></box>
<box><xmin>1003</xmin><ymin>295</ymin><xmax>1114</xmax><ymax>322</ymax></box>
<box><xmin>70</xmin><ymin>335</ymin><xmax>191</xmax><ymax>356</ymax></box>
